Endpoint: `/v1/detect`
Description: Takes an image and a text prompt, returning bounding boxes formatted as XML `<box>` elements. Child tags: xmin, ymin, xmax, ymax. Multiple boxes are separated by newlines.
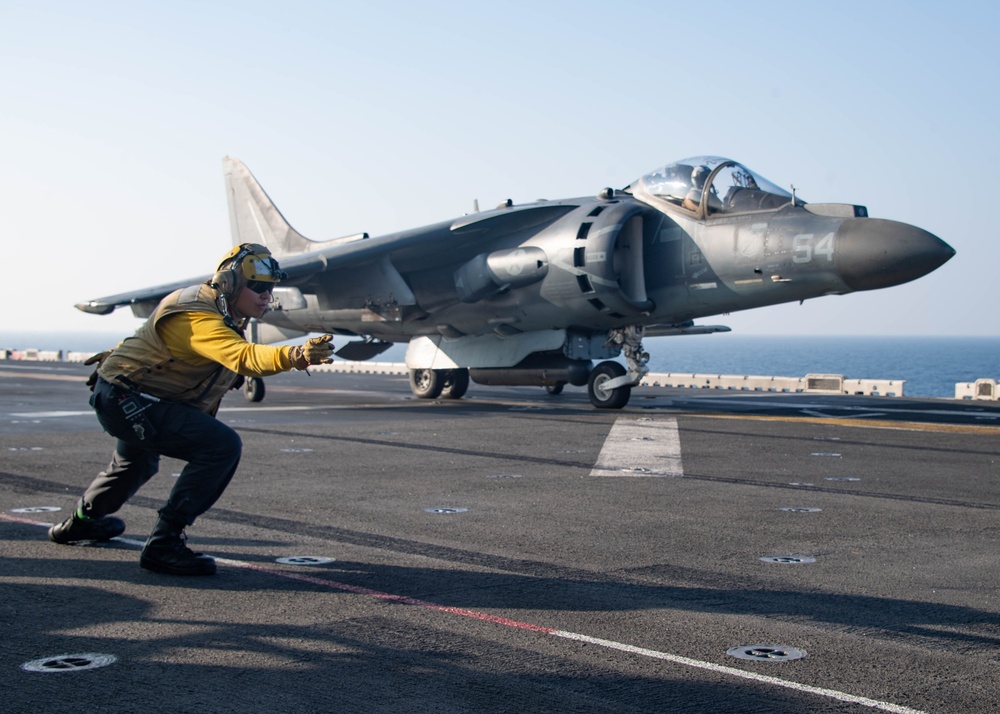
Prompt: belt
<box><xmin>96</xmin><ymin>375</ymin><xmax>162</xmax><ymax>403</ymax></box>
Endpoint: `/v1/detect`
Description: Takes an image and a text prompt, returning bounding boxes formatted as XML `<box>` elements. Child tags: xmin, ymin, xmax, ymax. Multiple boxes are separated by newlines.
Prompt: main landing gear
<box><xmin>408</xmin><ymin>368</ymin><xmax>470</xmax><ymax>400</ymax></box>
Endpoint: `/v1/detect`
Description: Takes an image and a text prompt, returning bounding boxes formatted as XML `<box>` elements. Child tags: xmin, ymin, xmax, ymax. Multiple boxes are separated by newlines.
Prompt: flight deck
<box><xmin>2</xmin><ymin>361</ymin><xmax>997</xmax><ymax>712</ymax></box>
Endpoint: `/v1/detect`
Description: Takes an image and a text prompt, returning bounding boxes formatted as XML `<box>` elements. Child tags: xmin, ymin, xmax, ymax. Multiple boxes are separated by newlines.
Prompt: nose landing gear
<box><xmin>586</xmin><ymin>326</ymin><xmax>649</xmax><ymax>409</ymax></box>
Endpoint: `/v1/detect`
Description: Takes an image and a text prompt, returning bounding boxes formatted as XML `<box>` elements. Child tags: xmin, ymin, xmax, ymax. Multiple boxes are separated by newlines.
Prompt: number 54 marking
<box><xmin>792</xmin><ymin>232</ymin><xmax>835</xmax><ymax>263</ymax></box>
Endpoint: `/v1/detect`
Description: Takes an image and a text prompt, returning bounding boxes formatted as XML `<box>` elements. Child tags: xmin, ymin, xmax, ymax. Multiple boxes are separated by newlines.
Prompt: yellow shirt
<box><xmin>156</xmin><ymin>312</ymin><xmax>297</xmax><ymax>377</ymax></box>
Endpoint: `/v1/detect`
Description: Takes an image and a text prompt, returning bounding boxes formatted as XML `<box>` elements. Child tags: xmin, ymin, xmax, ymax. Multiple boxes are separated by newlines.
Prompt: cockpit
<box><xmin>627</xmin><ymin>156</ymin><xmax>801</xmax><ymax>217</ymax></box>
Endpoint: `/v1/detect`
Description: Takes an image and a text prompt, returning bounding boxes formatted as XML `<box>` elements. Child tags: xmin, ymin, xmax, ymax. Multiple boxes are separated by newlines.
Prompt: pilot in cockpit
<box><xmin>682</xmin><ymin>165</ymin><xmax>722</xmax><ymax>213</ymax></box>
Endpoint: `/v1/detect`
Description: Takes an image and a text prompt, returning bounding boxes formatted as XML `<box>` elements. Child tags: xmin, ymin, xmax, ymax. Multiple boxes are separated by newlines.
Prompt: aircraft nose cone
<box><xmin>836</xmin><ymin>218</ymin><xmax>955</xmax><ymax>292</ymax></box>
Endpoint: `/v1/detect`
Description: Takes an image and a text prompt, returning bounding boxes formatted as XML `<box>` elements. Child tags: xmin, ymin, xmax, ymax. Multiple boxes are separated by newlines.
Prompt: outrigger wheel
<box><xmin>244</xmin><ymin>376</ymin><xmax>265</xmax><ymax>403</ymax></box>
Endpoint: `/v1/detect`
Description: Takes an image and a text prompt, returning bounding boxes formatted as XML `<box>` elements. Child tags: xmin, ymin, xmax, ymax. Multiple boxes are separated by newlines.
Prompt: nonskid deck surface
<box><xmin>2</xmin><ymin>362</ymin><xmax>998</xmax><ymax>713</ymax></box>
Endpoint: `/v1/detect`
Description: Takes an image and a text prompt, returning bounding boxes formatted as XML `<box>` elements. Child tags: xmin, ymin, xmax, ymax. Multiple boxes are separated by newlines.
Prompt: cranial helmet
<box><xmin>211</xmin><ymin>243</ymin><xmax>287</xmax><ymax>297</ymax></box>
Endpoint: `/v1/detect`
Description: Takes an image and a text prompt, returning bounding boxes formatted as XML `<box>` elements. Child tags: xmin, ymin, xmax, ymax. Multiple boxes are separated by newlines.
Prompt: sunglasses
<box><xmin>246</xmin><ymin>280</ymin><xmax>277</xmax><ymax>294</ymax></box>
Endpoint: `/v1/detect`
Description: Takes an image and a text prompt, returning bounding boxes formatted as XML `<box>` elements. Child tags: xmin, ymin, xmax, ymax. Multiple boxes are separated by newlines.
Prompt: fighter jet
<box><xmin>77</xmin><ymin>156</ymin><xmax>955</xmax><ymax>409</ymax></box>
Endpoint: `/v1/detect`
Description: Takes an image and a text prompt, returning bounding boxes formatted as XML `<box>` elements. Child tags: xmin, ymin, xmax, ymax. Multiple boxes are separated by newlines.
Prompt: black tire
<box><xmin>587</xmin><ymin>361</ymin><xmax>631</xmax><ymax>409</ymax></box>
<box><xmin>440</xmin><ymin>369</ymin><xmax>470</xmax><ymax>399</ymax></box>
<box><xmin>409</xmin><ymin>368</ymin><xmax>444</xmax><ymax>399</ymax></box>
<box><xmin>244</xmin><ymin>377</ymin><xmax>266</xmax><ymax>403</ymax></box>
<box><xmin>544</xmin><ymin>382</ymin><xmax>565</xmax><ymax>396</ymax></box>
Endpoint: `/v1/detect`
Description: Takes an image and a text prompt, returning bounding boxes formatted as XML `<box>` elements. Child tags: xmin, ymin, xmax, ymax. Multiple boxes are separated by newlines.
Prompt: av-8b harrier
<box><xmin>78</xmin><ymin>156</ymin><xmax>955</xmax><ymax>409</ymax></box>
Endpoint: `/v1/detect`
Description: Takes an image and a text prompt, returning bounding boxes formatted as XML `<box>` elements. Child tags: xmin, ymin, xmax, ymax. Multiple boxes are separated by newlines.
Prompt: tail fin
<box><xmin>223</xmin><ymin>157</ymin><xmax>315</xmax><ymax>257</ymax></box>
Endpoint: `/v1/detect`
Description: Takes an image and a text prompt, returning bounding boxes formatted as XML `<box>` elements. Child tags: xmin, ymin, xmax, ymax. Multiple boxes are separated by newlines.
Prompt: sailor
<box><xmin>49</xmin><ymin>243</ymin><xmax>335</xmax><ymax>576</ymax></box>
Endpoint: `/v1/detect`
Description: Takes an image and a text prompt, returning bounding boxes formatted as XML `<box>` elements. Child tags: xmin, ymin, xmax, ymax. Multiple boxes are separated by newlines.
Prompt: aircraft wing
<box><xmin>298</xmin><ymin>202</ymin><xmax>578</xmax><ymax>271</ymax></box>
<box><xmin>75</xmin><ymin>275</ymin><xmax>213</xmax><ymax>316</ymax></box>
<box><xmin>76</xmin><ymin>201</ymin><xmax>577</xmax><ymax>318</ymax></box>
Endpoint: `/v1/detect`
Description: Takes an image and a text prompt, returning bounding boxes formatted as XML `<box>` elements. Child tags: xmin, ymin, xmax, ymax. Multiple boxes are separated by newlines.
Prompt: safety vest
<box><xmin>99</xmin><ymin>284</ymin><xmax>242</xmax><ymax>412</ymax></box>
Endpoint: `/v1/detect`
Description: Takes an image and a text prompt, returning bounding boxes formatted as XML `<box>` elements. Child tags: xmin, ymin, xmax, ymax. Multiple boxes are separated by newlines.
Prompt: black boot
<box><xmin>140</xmin><ymin>517</ymin><xmax>216</xmax><ymax>576</ymax></box>
<box><xmin>49</xmin><ymin>511</ymin><xmax>125</xmax><ymax>544</ymax></box>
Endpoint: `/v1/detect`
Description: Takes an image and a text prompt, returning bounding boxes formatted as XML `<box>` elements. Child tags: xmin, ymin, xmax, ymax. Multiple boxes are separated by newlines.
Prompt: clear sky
<box><xmin>2</xmin><ymin>0</ymin><xmax>996</xmax><ymax>338</ymax></box>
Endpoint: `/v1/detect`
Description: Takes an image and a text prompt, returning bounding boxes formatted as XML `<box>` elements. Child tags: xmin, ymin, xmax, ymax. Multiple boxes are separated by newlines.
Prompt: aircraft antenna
<box><xmin>790</xmin><ymin>184</ymin><xmax>797</xmax><ymax>205</ymax></box>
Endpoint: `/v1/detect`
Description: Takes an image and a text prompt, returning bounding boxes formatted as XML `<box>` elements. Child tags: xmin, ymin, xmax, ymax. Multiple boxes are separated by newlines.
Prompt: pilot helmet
<box><xmin>212</xmin><ymin>243</ymin><xmax>287</xmax><ymax>297</ymax></box>
<box><xmin>691</xmin><ymin>165</ymin><xmax>710</xmax><ymax>188</ymax></box>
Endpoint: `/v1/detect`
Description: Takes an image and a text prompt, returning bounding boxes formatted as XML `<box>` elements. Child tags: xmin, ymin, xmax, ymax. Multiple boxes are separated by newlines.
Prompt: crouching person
<box><xmin>49</xmin><ymin>243</ymin><xmax>334</xmax><ymax>575</ymax></box>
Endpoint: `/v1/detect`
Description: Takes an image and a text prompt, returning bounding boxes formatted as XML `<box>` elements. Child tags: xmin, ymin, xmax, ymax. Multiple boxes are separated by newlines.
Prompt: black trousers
<box><xmin>80</xmin><ymin>378</ymin><xmax>242</xmax><ymax>527</ymax></box>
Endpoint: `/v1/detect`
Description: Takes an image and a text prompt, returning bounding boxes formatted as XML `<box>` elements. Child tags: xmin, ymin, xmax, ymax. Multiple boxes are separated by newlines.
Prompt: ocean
<box><xmin>2</xmin><ymin>331</ymin><xmax>997</xmax><ymax>399</ymax></box>
<box><xmin>639</xmin><ymin>335</ymin><xmax>999</xmax><ymax>399</ymax></box>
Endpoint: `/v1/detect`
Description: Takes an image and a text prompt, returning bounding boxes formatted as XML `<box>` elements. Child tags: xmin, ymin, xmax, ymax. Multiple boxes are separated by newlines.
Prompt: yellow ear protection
<box><xmin>211</xmin><ymin>243</ymin><xmax>287</xmax><ymax>298</ymax></box>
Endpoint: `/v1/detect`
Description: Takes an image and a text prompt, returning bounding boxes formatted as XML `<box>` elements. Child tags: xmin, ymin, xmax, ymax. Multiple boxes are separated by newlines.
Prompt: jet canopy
<box><xmin>629</xmin><ymin>157</ymin><xmax>798</xmax><ymax>215</ymax></box>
